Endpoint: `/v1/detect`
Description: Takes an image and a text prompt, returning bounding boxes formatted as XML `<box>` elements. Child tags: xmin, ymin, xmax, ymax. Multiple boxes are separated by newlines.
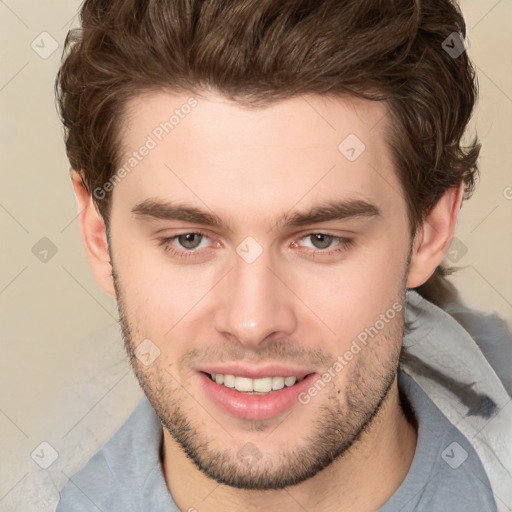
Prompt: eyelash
<box><xmin>157</xmin><ymin>231</ymin><xmax>353</xmax><ymax>260</ymax></box>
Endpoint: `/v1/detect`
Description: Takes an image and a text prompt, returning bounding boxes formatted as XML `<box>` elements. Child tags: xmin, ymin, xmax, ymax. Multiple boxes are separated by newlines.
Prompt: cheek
<box><xmin>289</xmin><ymin>237</ymin><xmax>408</xmax><ymax>345</ymax></box>
<box><xmin>113</xmin><ymin>236</ymin><xmax>220</xmax><ymax>341</ymax></box>
<box><xmin>126</xmin><ymin>274</ymin><xmax>199</xmax><ymax>335</ymax></box>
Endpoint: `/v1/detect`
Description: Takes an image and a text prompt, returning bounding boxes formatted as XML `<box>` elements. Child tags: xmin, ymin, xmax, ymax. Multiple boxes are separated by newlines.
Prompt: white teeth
<box><xmin>209</xmin><ymin>373</ymin><xmax>303</xmax><ymax>392</ymax></box>
<box><xmin>253</xmin><ymin>377</ymin><xmax>273</xmax><ymax>392</ymax></box>
<box><xmin>235</xmin><ymin>376</ymin><xmax>253</xmax><ymax>392</ymax></box>
<box><xmin>272</xmin><ymin>376</ymin><xmax>285</xmax><ymax>390</ymax></box>
<box><xmin>223</xmin><ymin>374</ymin><xmax>236</xmax><ymax>388</ymax></box>
<box><xmin>284</xmin><ymin>376</ymin><xmax>297</xmax><ymax>387</ymax></box>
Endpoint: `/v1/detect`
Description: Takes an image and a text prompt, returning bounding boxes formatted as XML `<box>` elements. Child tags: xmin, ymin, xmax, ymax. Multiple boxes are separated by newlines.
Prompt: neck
<box><xmin>161</xmin><ymin>375</ymin><xmax>417</xmax><ymax>512</ymax></box>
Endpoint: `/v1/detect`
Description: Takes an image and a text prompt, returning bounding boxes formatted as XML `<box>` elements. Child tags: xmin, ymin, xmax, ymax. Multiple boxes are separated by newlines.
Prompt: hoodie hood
<box><xmin>401</xmin><ymin>290</ymin><xmax>512</xmax><ymax>511</ymax></box>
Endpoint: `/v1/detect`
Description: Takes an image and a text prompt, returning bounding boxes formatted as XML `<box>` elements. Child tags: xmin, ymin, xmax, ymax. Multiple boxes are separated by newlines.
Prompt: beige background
<box><xmin>0</xmin><ymin>1</ymin><xmax>511</xmax><ymax>510</ymax></box>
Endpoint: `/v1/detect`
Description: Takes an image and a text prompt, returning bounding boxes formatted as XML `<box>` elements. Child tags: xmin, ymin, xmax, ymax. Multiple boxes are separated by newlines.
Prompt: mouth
<box><xmin>197</xmin><ymin>369</ymin><xmax>319</xmax><ymax>420</ymax></box>
<box><xmin>203</xmin><ymin>372</ymin><xmax>311</xmax><ymax>394</ymax></box>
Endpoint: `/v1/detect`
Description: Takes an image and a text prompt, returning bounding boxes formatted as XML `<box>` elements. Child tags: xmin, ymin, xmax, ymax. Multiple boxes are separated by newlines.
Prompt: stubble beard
<box><xmin>112</xmin><ymin>265</ymin><xmax>407</xmax><ymax>490</ymax></box>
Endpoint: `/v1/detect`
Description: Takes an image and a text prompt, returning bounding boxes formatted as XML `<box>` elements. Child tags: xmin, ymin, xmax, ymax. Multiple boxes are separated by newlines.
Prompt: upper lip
<box><xmin>197</xmin><ymin>364</ymin><xmax>315</xmax><ymax>380</ymax></box>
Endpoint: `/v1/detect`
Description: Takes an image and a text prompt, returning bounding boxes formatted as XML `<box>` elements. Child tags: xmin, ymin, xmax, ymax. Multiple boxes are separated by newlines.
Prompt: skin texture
<box><xmin>73</xmin><ymin>91</ymin><xmax>464</xmax><ymax>511</ymax></box>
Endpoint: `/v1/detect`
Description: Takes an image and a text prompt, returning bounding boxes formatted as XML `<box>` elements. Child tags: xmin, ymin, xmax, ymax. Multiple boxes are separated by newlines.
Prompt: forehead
<box><xmin>114</xmin><ymin>91</ymin><xmax>404</xmax><ymax>230</ymax></box>
<box><xmin>121</xmin><ymin>90</ymin><xmax>388</xmax><ymax>152</ymax></box>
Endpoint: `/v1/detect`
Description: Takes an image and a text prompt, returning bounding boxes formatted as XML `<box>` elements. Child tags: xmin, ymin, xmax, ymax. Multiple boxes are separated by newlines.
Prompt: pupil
<box><xmin>312</xmin><ymin>234</ymin><xmax>332</xmax><ymax>249</ymax></box>
<box><xmin>179</xmin><ymin>233</ymin><xmax>201</xmax><ymax>249</ymax></box>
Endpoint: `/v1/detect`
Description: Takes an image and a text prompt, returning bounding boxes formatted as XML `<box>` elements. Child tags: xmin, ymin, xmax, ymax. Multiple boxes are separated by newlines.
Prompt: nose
<box><xmin>213</xmin><ymin>248</ymin><xmax>297</xmax><ymax>349</ymax></box>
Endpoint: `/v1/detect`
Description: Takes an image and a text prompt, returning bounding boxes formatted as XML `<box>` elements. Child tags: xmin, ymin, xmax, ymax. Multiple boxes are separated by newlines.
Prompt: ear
<box><xmin>71</xmin><ymin>171</ymin><xmax>116</xmax><ymax>297</ymax></box>
<box><xmin>406</xmin><ymin>182</ymin><xmax>464</xmax><ymax>288</ymax></box>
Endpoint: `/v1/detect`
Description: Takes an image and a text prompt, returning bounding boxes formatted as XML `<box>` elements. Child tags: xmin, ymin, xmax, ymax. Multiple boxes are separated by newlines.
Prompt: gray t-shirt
<box><xmin>57</xmin><ymin>370</ymin><xmax>498</xmax><ymax>511</ymax></box>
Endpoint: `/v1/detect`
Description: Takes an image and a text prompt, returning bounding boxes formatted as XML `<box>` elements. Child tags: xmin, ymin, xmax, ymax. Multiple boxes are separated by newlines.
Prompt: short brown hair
<box><xmin>55</xmin><ymin>0</ymin><xmax>480</xmax><ymax>279</ymax></box>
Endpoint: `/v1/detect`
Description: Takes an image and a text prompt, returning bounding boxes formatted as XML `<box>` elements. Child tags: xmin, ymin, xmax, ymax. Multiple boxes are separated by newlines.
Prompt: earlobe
<box><xmin>406</xmin><ymin>182</ymin><xmax>464</xmax><ymax>289</ymax></box>
<box><xmin>72</xmin><ymin>171</ymin><xmax>116</xmax><ymax>297</ymax></box>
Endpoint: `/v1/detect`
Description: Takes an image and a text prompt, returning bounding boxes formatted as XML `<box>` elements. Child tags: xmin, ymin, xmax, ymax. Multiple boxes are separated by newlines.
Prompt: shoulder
<box><xmin>57</xmin><ymin>397</ymin><xmax>164</xmax><ymax>512</ymax></box>
<box><xmin>382</xmin><ymin>371</ymin><xmax>498</xmax><ymax>512</ymax></box>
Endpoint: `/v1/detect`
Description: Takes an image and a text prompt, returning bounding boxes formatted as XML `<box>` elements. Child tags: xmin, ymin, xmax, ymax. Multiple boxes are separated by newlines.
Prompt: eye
<box><xmin>304</xmin><ymin>233</ymin><xmax>336</xmax><ymax>249</ymax></box>
<box><xmin>157</xmin><ymin>231</ymin><xmax>214</xmax><ymax>260</ymax></box>
<box><xmin>291</xmin><ymin>233</ymin><xmax>353</xmax><ymax>257</ymax></box>
<box><xmin>175</xmin><ymin>233</ymin><xmax>206</xmax><ymax>250</ymax></box>
<box><xmin>157</xmin><ymin>230</ymin><xmax>353</xmax><ymax>262</ymax></box>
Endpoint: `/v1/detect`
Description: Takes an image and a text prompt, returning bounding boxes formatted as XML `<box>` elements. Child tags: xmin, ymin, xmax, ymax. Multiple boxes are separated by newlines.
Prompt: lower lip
<box><xmin>197</xmin><ymin>372</ymin><xmax>319</xmax><ymax>420</ymax></box>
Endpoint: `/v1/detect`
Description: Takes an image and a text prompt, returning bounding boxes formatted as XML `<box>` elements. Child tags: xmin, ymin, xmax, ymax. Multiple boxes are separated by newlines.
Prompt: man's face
<box><xmin>108</xmin><ymin>91</ymin><xmax>412</xmax><ymax>489</ymax></box>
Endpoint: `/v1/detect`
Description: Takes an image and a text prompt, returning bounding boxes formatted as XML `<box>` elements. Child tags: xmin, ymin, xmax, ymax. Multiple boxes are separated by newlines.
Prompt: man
<box><xmin>55</xmin><ymin>0</ymin><xmax>511</xmax><ymax>510</ymax></box>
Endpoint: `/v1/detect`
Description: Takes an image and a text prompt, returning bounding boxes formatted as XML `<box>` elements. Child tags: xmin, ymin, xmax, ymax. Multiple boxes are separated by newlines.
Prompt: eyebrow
<box><xmin>131</xmin><ymin>198</ymin><xmax>382</xmax><ymax>231</ymax></box>
<box><xmin>278</xmin><ymin>199</ymin><xmax>381</xmax><ymax>229</ymax></box>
